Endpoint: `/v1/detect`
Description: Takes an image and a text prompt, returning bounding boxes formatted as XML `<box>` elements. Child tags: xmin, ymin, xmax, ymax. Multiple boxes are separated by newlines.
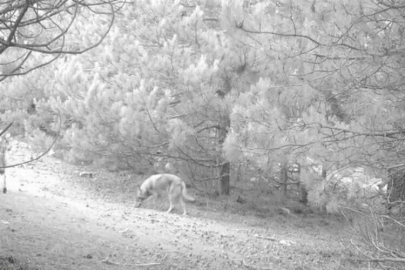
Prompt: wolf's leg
<box><xmin>152</xmin><ymin>193</ymin><xmax>160</xmax><ymax>209</ymax></box>
<box><xmin>141</xmin><ymin>194</ymin><xmax>156</xmax><ymax>204</ymax></box>
<box><xmin>180</xmin><ymin>197</ymin><xmax>187</xmax><ymax>215</ymax></box>
<box><xmin>136</xmin><ymin>192</ymin><xmax>156</xmax><ymax>208</ymax></box>
<box><xmin>166</xmin><ymin>186</ymin><xmax>180</xmax><ymax>214</ymax></box>
<box><xmin>166</xmin><ymin>199</ymin><xmax>174</xmax><ymax>213</ymax></box>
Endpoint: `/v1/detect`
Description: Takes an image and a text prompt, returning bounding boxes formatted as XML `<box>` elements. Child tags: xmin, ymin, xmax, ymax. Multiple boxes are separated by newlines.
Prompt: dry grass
<box><xmin>0</xmin><ymin>148</ymin><xmax>383</xmax><ymax>270</ymax></box>
<box><xmin>0</xmin><ymin>256</ymin><xmax>35</xmax><ymax>270</ymax></box>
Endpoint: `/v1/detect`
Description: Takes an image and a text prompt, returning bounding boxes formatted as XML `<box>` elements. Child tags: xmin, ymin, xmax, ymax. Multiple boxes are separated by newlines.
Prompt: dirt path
<box><xmin>0</xmin><ymin>143</ymin><xmax>353</xmax><ymax>270</ymax></box>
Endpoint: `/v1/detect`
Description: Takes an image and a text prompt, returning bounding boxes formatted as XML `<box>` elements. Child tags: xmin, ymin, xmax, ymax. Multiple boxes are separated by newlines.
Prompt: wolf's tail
<box><xmin>181</xmin><ymin>182</ymin><xmax>195</xmax><ymax>202</ymax></box>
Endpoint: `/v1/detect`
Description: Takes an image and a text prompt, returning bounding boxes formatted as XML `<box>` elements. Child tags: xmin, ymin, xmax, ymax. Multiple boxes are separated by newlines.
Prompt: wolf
<box><xmin>135</xmin><ymin>174</ymin><xmax>195</xmax><ymax>215</ymax></box>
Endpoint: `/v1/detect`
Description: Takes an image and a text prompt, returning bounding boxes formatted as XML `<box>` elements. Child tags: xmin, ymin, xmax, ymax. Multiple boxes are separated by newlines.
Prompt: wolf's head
<box><xmin>135</xmin><ymin>187</ymin><xmax>151</xmax><ymax>207</ymax></box>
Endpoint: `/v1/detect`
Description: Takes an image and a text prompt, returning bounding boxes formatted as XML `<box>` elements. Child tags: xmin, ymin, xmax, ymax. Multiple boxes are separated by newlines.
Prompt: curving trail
<box><xmin>0</xmin><ymin>143</ymin><xmax>349</xmax><ymax>270</ymax></box>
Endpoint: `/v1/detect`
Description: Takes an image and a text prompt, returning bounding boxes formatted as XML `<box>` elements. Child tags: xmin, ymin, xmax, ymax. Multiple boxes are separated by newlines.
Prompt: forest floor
<box><xmin>0</xmin><ymin>141</ymin><xmax>366</xmax><ymax>270</ymax></box>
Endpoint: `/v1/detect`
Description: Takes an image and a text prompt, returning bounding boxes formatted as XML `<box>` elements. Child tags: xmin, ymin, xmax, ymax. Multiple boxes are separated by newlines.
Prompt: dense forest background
<box><xmin>1</xmin><ymin>0</ymin><xmax>405</xmax><ymax>267</ymax></box>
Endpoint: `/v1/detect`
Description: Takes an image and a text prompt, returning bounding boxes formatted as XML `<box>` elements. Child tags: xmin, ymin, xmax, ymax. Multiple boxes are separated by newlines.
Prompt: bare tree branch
<box><xmin>0</xmin><ymin>0</ymin><xmax>124</xmax><ymax>81</ymax></box>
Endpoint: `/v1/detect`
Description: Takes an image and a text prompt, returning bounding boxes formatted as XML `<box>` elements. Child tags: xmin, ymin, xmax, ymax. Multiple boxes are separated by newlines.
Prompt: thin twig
<box><xmin>253</xmin><ymin>234</ymin><xmax>278</xmax><ymax>241</ymax></box>
<box><xmin>101</xmin><ymin>257</ymin><xmax>120</xmax><ymax>265</ymax></box>
<box><xmin>0</xmin><ymin>112</ymin><xmax>61</xmax><ymax>169</ymax></box>
<box><xmin>101</xmin><ymin>256</ymin><xmax>162</xmax><ymax>267</ymax></box>
<box><xmin>242</xmin><ymin>259</ymin><xmax>272</xmax><ymax>270</ymax></box>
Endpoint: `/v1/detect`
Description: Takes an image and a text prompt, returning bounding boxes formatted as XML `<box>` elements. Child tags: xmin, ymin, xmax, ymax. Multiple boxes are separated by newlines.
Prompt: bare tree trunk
<box><xmin>216</xmin><ymin>75</ymin><xmax>233</xmax><ymax>195</ymax></box>
<box><xmin>218</xmin><ymin>112</ymin><xmax>230</xmax><ymax>195</ymax></box>
<box><xmin>387</xmin><ymin>169</ymin><xmax>405</xmax><ymax>213</ymax></box>
<box><xmin>293</xmin><ymin>163</ymin><xmax>307</xmax><ymax>204</ymax></box>
<box><xmin>322</xmin><ymin>167</ymin><xmax>327</xmax><ymax>179</ymax></box>
<box><xmin>299</xmin><ymin>186</ymin><xmax>308</xmax><ymax>204</ymax></box>
<box><xmin>220</xmin><ymin>161</ymin><xmax>230</xmax><ymax>195</ymax></box>
<box><xmin>280</xmin><ymin>162</ymin><xmax>288</xmax><ymax>196</ymax></box>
